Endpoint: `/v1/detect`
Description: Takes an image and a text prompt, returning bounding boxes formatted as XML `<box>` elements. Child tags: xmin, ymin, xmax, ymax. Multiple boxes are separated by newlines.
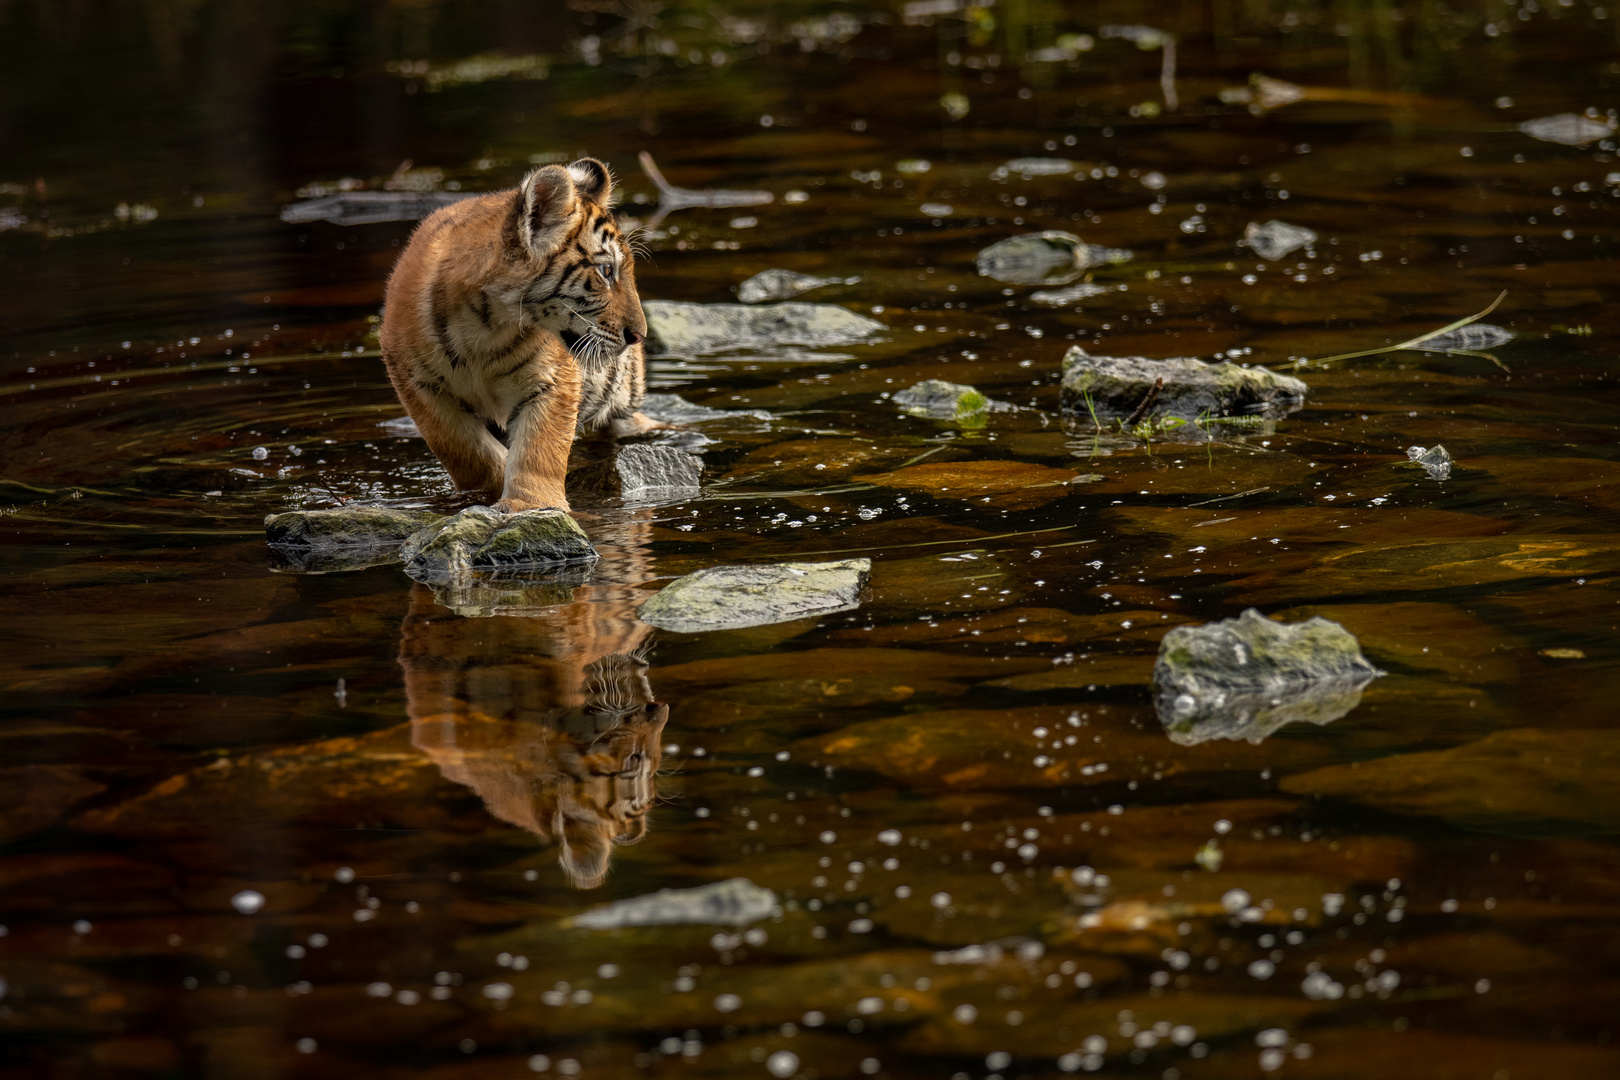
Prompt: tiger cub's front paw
<box><xmin>491</xmin><ymin>497</ymin><xmax>570</xmax><ymax>515</ymax></box>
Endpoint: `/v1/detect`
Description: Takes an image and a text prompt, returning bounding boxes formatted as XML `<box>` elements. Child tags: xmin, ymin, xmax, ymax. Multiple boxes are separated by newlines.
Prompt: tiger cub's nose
<box><xmin>623</xmin><ymin>329</ymin><xmax>645</xmax><ymax>347</ymax></box>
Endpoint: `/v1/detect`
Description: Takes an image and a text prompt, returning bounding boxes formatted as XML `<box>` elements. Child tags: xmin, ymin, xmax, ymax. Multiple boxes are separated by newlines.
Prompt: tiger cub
<box><xmin>380</xmin><ymin>158</ymin><xmax>652</xmax><ymax>513</ymax></box>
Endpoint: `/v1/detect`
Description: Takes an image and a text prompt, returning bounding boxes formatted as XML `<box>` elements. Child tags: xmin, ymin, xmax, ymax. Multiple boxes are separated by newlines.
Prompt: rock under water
<box><xmin>638</xmin><ymin>558</ymin><xmax>872</xmax><ymax>633</ymax></box>
<box><xmin>567</xmin><ymin>878</ymin><xmax>782</xmax><ymax>929</ymax></box>
<box><xmin>264</xmin><ymin>506</ymin><xmax>443</xmax><ymax>573</ymax></box>
<box><xmin>974</xmin><ymin>231</ymin><xmax>1132</xmax><ymax>285</ymax></box>
<box><xmin>1153</xmin><ymin>608</ymin><xmax>1381</xmax><ymax>745</ymax></box>
<box><xmin>736</xmin><ymin>268</ymin><xmax>855</xmax><ymax>304</ymax></box>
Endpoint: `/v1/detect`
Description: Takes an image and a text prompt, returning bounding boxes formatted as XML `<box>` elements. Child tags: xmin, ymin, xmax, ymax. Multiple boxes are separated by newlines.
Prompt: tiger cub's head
<box><xmin>510</xmin><ymin>157</ymin><xmax>646</xmax><ymax>367</ymax></box>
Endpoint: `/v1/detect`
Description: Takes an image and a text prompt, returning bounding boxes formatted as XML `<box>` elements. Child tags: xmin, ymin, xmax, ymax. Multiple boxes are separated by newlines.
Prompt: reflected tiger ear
<box><xmin>567</xmin><ymin>157</ymin><xmax>613</xmax><ymax>205</ymax></box>
<box><xmin>517</xmin><ymin>164</ymin><xmax>579</xmax><ymax>253</ymax></box>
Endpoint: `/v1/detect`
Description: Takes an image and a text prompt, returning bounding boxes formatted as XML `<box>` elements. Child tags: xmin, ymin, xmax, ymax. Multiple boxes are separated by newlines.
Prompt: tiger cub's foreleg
<box><xmin>387</xmin><ymin>364</ymin><xmax>508</xmax><ymax>500</ymax></box>
<box><xmin>494</xmin><ymin>358</ymin><xmax>583</xmax><ymax>514</ymax></box>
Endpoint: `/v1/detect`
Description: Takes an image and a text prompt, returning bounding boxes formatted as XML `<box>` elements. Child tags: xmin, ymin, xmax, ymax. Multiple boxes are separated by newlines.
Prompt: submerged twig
<box><xmin>1313</xmin><ymin>291</ymin><xmax>1508</xmax><ymax>365</ymax></box>
<box><xmin>1187</xmin><ymin>486</ymin><xmax>1270</xmax><ymax>508</ymax></box>
<box><xmin>638</xmin><ymin>151</ymin><xmax>773</xmax><ymax>226</ymax></box>
<box><xmin>1124</xmin><ymin>377</ymin><xmax>1164</xmax><ymax>427</ymax></box>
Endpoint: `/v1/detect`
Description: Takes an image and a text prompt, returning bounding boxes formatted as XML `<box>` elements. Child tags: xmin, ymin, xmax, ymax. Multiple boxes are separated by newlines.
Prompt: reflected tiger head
<box><xmin>400</xmin><ymin>576</ymin><xmax>668</xmax><ymax>890</ymax></box>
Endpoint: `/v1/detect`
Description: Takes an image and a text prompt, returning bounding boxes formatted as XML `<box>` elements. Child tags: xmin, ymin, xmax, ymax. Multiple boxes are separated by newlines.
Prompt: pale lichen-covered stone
<box><xmin>1153</xmin><ymin>609</ymin><xmax>1380</xmax><ymax>744</ymax></box>
<box><xmin>643</xmin><ymin>300</ymin><xmax>884</xmax><ymax>356</ymax></box>
<box><xmin>566</xmin><ymin>878</ymin><xmax>781</xmax><ymax>929</ymax></box>
<box><xmin>638</xmin><ymin>558</ymin><xmax>871</xmax><ymax>633</ymax></box>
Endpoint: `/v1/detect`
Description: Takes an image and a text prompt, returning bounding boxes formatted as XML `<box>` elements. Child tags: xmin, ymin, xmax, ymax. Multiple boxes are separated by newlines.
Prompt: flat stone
<box><xmin>1154</xmin><ymin>608</ymin><xmax>1381</xmax><ymax>745</ymax></box>
<box><xmin>1059</xmin><ymin>346</ymin><xmax>1308</xmax><ymax>420</ymax></box>
<box><xmin>975</xmin><ymin>230</ymin><xmax>1131</xmax><ymax>285</ymax></box>
<box><xmin>566</xmin><ymin>878</ymin><xmax>781</xmax><ymax>929</ymax></box>
<box><xmin>736</xmin><ymin>268</ymin><xmax>854</xmax><ymax>304</ymax></box>
<box><xmin>891</xmin><ymin>379</ymin><xmax>989</xmax><ymax>421</ymax></box>
<box><xmin>569</xmin><ymin>445</ymin><xmax>701</xmax><ymax>502</ymax></box>
<box><xmin>638</xmin><ymin>558</ymin><xmax>871</xmax><ymax>633</ymax></box>
<box><xmin>264</xmin><ymin>506</ymin><xmax>443</xmax><ymax>573</ymax></box>
<box><xmin>400</xmin><ymin>506</ymin><xmax>597</xmax><ymax>577</ymax></box>
<box><xmin>643</xmin><ymin>300</ymin><xmax>884</xmax><ymax>356</ymax></box>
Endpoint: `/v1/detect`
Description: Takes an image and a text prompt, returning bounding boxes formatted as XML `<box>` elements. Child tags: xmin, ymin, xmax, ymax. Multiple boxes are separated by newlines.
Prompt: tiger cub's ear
<box><xmin>516</xmin><ymin>164</ymin><xmax>580</xmax><ymax>253</ymax></box>
<box><xmin>567</xmin><ymin>158</ymin><xmax>613</xmax><ymax>205</ymax></box>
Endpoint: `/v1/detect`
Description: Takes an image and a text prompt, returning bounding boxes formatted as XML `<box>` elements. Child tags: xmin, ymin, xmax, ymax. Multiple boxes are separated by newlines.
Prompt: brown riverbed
<box><xmin>3</xmin><ymin>1</ymin><xmax>1620</xmax><ymax>1077</ymax></box>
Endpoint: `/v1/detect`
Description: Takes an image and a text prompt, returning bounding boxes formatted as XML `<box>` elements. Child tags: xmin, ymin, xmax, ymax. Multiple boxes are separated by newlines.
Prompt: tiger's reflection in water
<box><xmin>398</xmin><ymin>514</ymin><xmax>666</xmax><ymax>888</ymax></box>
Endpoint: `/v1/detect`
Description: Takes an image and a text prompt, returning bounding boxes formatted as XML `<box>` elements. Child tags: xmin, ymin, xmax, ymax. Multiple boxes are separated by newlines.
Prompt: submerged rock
<box><xmin>643</xmin><ymin>300</ymin><xmax>884</xmax><ymax>356</ymax></box>
<box><xmin>892</xmin><ymin>380</ymin><xmax>989</xmax><ymax>421</ymax></box>
<box><xmin>570</xmin><ymin>445</ymin><xmax>702</xmax><ymax>502</ymax></box>
<box><xmin>1153</xmin><ymin>609</ymin><xmax>1381</xmax><ymax>745</ymax></box>
<box><xmin>639</xmin><ymin>393</ymin><xmax>772</xmax><ymax>423</ymax></box>
<box><xmin>993</xmin><ymin>157</ymin><xmax>1079</xmax><ymax>178</ymax></box>
<box><xmin>975</xmin><ymin>231</ymin><xmax>1132</xmax><ymax>286</ymax></box>
<box><xmin>638</xmin><ymin>558</ymin><xmax>871</xmax><ymax>633</ymax></box>
<box><xmin>1406</xmin><ymin>444</ymin><xmax>1453</xmax><ymax>481</ymax></box>
<box><xmin>736</xmin><ymin>269</ymin><xmax>855</xmax><ymax>304</ymax></box>
<box><xmin>1282</xmin><ymin>727</ymin><xmax>1620</xmax><ymax>835</ymax></box>
<box><xmin>279</xmin><ymin>190</ymin><xmax>475</xmax><ymax>226</ymax></box>
<box><xmin>1029</xmin><ymin>282</ymin><xmax>1113</xmax><ymax>306</ymax></box>
<box><xmin>1059</xmin><ymin>346</ymin><xmax>1307</xmax><ymax>420</ymax></box>
<box><xmin>566</xmin><ymin>878</ymin><xmax>781</xmax><ymax>929</ymax></box>
<box><xmin>265</xmin><ymin>506</ymin><xmax>442</xmax><ymax>573</ymax></box>
<box><xmin>400</xmin><ymin>506</ymin><xmax>597</xmax><ymax>578</ymax></box>
<box><xmin>1519</xmin><ymin>113</ymin><xmax>1615</xmax><ymax>147</ymax></box>
<box><xmin>1240</xmin><ymin>219</ymin><xmax>1317</xmax><ymax>261</ymax></box>
<box><xmin>1414</xmin><ymin>324</ymin><xmax>1513</xmax><ymax>353</ymax></box>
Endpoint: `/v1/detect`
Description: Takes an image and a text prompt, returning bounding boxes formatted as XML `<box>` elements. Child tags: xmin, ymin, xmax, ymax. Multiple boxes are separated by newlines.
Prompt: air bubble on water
<box><xmin>931</xmin><ymin>892</ymin><xmax>952</xmax><ymax>908</ymax></box>
<box><xmin>1220</xmin><ymin>888</ymin><xmax>1250</xmax><ymax>913</ymax></box>
<box><xmin>1248</xmin><ymin>959</ymin><xmax>1276</xmax><ymax>979</ymax></box>
<box><xmin>715</xmin><ymin>993</ymin><xmax>742</xmax><ymax>1012</ymax></box>
<box><xmin>953</xmin><ymin>1004</ymin><xmax>977</xmax><ymax>1023</ymax></box>
<box><xmin>367</xmin><ymin>982</ymin><xmax>392</xmax><ymax>997</ymax></box>
<box><xmin>231</xmin><ymin>891</ymin><xmax>265</xmax><ymax>914</ymax></box>
<box><xmin>296</xmin><ymin>1038</ymin><xmax>317</xmax><ymax>1054</ymax></box>
<box><xmin>529</xmin><ymin>1055</ymin><xmax>551</xmax><ymax>1072</ymax></box>
<box><xmin>802</xmin><ymin>1010</ymin><xmax>825</xmax><ymax>1027</ymax></box>
<box><xmin>767</xmin><ymin>1051</ymin><xmax>799</xmax><ymax>1078</ymax></box>
<box><xmin>878</xmin><ymin>829</ymin><xmax>902</xmax><ymax>846</ymax></box>
<box><xmin>482</xmin><ymin>982</ymin><xmax>514</xmax><ymax>1000</ymax></box>
<box><xmin>335</xmin><ymin>867</ymin><xmax>355</xmax><ymax>883</ymax></box>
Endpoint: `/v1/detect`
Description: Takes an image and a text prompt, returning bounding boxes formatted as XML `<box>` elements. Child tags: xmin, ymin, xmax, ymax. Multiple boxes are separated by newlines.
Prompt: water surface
<box><xmin>3</xmin><ymin>2</ymin><xmax>1620</xmax><ymax>1077</ymax></box>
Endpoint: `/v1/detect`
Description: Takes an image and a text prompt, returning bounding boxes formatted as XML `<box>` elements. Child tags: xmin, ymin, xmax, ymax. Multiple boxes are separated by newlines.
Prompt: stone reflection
<box><xmin>398</xmin><ymin>517</ymin><xmax>666</xmax><ymax>888</ymax></box>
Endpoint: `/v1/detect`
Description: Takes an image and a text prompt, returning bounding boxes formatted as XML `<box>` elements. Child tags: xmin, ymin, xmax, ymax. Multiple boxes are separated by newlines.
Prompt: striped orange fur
<box><xmin>380</xmin><ymin>158</ymin><xmax>651</xmax><ymax>513</ymax></box>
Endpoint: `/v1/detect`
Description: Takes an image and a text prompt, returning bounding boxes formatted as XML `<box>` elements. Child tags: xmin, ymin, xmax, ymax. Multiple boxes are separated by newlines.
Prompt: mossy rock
<box><xmin>1059</xmin><ymin>347</ymin><xmax>1307</xmax><ymax>420</ymax></box>
<box><xmin>892</xmin><ymin>379</ymin><xmax>989</xmax><ymax>422</ymax></box>
<box><xmin>400</xmin><ymin>506</ymin><xmax>598</xmax><ymax>578</ymax></box>
<box><xmin>1153</xmin><ymin>609</ymin><xmax>1380</xmax><ymax>745</ymax></box>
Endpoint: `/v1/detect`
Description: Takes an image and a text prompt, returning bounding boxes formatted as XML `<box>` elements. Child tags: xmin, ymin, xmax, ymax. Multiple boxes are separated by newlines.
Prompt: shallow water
<box><xmin>4</xmin><ymin>1</ymin><xmax>1620</xmax><ymax>1076</ymax></box>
